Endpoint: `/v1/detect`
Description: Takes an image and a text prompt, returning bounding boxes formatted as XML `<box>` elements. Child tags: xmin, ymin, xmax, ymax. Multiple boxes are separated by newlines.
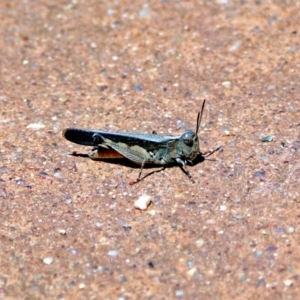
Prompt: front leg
<box><xmin>175</xmin><ymin>158</ymin><xmax>195</xmax><ymax>183</ymax></box>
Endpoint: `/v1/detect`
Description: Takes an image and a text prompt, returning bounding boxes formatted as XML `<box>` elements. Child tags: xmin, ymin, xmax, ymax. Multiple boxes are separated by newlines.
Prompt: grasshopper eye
<box><xmin>184</xmin><ymin>139</ymin><xmax>193</xmax><ymax>146</ymax></box>
<box><xmin>182</xmin><ymin>132</ymin><xmax>195</xmax><ymax>146</ymax></box>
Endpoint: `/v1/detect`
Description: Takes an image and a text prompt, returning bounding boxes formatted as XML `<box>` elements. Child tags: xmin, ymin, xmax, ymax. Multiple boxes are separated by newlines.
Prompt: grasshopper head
<box><xmin>179</xmin><ymin>129</ymin><xmax>200</xmax><ymax>161</ymax></box>
<box><xmin>178</xmin><ymin>100</ymin><xmax>206</xmax><ymax>162</ymax></box>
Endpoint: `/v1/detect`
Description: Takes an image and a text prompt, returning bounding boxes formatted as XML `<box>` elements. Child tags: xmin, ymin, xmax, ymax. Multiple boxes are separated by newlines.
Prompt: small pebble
<box><xmin>58</xmin><ymin>96</ymin><xmax>68</xmax><ymax>104</ymax></box>
<box><xmin>147</xmin><ymin>209</ymin><xmax>156</xmax><ymax>216</ymax></box>
<box><xmin>267</xmin><ymin>245</ymin><xmax>277</xmax><ymax>252</ymax></box>
<box><xmin>54</xmin><ymin>170</ymin><xmax>64</xmax><ymax>179</ymax></box>
<box><xmin>95</xmin><ymin>222</ymin><xmax>102</xmax><ymax>228</ymax></box>
<box><xmin>16</xmin><ymin>179</ymin><xmax>25</xmax><ymax>185</ymax></box>
<box><xmin>138</xmin><ymin>5</ymin><xmax>151</xmax><ymax>18</ymax></box>
<box><xmin>222</xmin><ymin>81</ymin><xmax>231</xmax><ymax>88</ymax></box>
<box><xmin>122</xmin><ymin>226</ymin><xmax>132</xmax><ymax>231</ymax></box>
<box><xmin>107</xmin><ymin>8</ymin><xmax>114</xmax><ymax>15</ymax></box>
<box><xmin>58</xmin><ymin>229</ymin><xmax>66</xmax><ymax>235</ymax></box>
<box><xmin>261</xmin><ymin>135</ymin><xmax>273</xmax><ymax>142</ymax></box>
<box><xmin>97</xmin><ymin>266</ymin><xmax>105</xmax><ymax>272</ymax></box>
<box><xmin>253</xmin><ymin>170</ymin><xmax>266</xmax><ymax>179</ymax></box>
<box><xmin>186</xmin><ymin>260</ymin><xmax>193</xmax><ymax>267</ymax></box>
<box><xmin>260</xmin><ymin>155</ymin><xmax>268</xmax><ymax>162</ymax></box>
<box><xmin>26</xmin><ymin>122</ymin><xmax>45</xmax><ymax>130</ymax></box>
<box><xmin>206</xmin><ymin>219</ymin><xmax>216</xmax><ymax>224</ymax></box>
<box><xmin>228</xmin><ymin>40</ymin><xmax>242</xmax><ymax>52</ymax></box>
<box><xmin>228</xmin><ymin>140</ymin><xmax>236</xmax><ymax>147</ymax></box>
<box><xmin>39</xmin><ymin>171</ymin><xmax>49</xmax><ymax>177</ymax></box>
<box><xmin>90</xmin><ymin>42</ymin><xmax>97</xmax><ymax>48</ymax></box>
<box><xmin>253</xmin><ymin>251</ymin><xmax>263</xmax><ymax>258</ymax></box>
<box><xmin>267</xmin><ymin>85</ymin><xmax>275</xmax><ymax>91</ymax></box>
<box><xmin>134</xmin><ymin>194</ymin><xmax>151</xmax><ymax>210</ymax></box>
<box><xmin>177</xmin><ymin>120</ymin><xmax>185</xmax><ymax>129</ymax></box>
<box><xmin>196</xmin><ymin>238</ymin><xmax>205</xmax><ymax>247</ymax></box>
<box><xmin>79</xmin><ymin>283</ymin><xmax>86</xmax><ymax>289</ymax></box>
<box><xmin>43</xmin><ymin>257</ymin><xmax>54</xmax><ymax>265</ymax></box>
<box><xmin>256</xmin><ymin>277</ymin><xmax>265</xmax><ymax>287</ymax></box>
<box><xmin>287</xmin><ymin>226</ymin><xmax>295</xmax><ymax>233</ymax></box>
<box><xmin>65</xmin><ymin>199</ymin><xmax>72</xmax><ymax>205</ymax></box>
<box><xmin>133</xmin><ymin>85</ymin><xmax>143</xmax><ymax>91</ymax></box>
<box><xmin>175</xmin><ymin>290</ymin><xmax>184</xmax><ymax>297</ymax></box>
<box><xmin>288</xmin><ymin>46</ymin><xmax>300</xmax><ymax>52</ymax></box>
<box><xmin>108</xmin><ymin>250</ymin><xmax>119</xmax><ymax>257</ymax></box>
<box><xmin>186</xmin><ymin>267</ymin><xmax>197</xmax><ymax>278</ymax></box>
<box><xmin>275</xmin><ymin>227</ymin><xmax>285</xmax><ymax>234</ymax></box>
<box><xmin>283</xmin><ymin>279</ymin><xmax>293</xmax><ymax>286</ymax></box>
<box><xmin>70</xmin><ymin>249</ymin><xmax>77</xmax><ymax>255</ymax></box>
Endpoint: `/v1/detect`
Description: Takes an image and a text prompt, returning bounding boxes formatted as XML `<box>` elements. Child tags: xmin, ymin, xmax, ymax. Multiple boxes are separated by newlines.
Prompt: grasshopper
<box><xmin>63</xmin><ymin>100</ymin><xmax>219</xmax><ymax>184</ymax></box>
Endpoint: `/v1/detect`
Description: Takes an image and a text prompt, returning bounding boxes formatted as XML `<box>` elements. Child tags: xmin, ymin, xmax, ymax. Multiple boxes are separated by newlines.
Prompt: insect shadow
<box><xmin>70</xmin><ymin>150</ymin><xmax>206</xmax><ymax>183</ymax></box>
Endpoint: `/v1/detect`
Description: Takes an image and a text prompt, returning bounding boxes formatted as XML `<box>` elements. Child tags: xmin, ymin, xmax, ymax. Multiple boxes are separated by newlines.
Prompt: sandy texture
<box><xmin>1</xmin><ymin>0</ymin><xmax>300</xmax><ymax>299</ymax></box>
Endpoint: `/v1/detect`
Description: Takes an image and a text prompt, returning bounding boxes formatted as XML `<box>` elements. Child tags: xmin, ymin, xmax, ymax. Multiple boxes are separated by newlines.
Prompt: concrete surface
<box><xmin>1</xmin><ymin>0</ymin><xmax>300</xmax><ymax>299</ymax></box>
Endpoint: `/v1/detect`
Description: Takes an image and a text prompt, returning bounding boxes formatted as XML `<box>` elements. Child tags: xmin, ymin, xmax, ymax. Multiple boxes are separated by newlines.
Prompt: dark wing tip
<box><xmin>62</xmin><ymin>128</ymin><xmax>70</xmax><ymax>138</ymax></box>
<box><xmin>62</xmin><ymin>128</ymin><xmax>97</xmax><ymax>146</ymax></box>
<box><xmin>63</xmin><ymin>128</ymin><xmax>77</xmax><ymax>141</ymax></box>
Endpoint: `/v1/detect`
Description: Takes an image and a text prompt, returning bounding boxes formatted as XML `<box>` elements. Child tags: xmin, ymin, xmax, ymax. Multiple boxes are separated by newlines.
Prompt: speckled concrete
<box><xmin>1</xmin><ymin>1</ymin><xmax>300</xmax><ymax>299</ymax></box>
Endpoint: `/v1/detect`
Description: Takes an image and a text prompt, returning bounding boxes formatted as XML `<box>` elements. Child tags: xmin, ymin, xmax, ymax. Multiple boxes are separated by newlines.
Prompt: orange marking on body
<box><xmin>93</xmin><ymin>148</ymin><xmax>125</xmax><ymax>159</ymax></box>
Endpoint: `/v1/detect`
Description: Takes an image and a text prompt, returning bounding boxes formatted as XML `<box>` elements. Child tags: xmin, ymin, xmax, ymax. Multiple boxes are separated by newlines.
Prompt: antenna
<box><xmin>196</xmin><ymin>99</ymin><xmax>206</xmax><ymax>135</ymax></box>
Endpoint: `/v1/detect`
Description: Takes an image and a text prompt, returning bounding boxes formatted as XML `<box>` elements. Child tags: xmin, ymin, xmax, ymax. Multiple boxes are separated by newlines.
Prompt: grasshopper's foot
<box><xmin>129</xmin><ymin>167</ymin><xmax>166</xmax><ymax>185</ymax></box>
<box><xmin>177</xmin><ymin>159</ymin><xmax>195</xmax><ymax>183</ymax></box>
<box><xmin>70</xmin><ymin>151</ymin><xmax>89</xmax><ymax>158</ymax></box>
<box><xmin>185</xmin><ymin>170</ymin><xmax>195</xmax><ymax>183</ymax></box>
<box><xmin>129</xmin><ymin>178</ymin><xmax>141</xmax><ymax>186</ymax></box>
